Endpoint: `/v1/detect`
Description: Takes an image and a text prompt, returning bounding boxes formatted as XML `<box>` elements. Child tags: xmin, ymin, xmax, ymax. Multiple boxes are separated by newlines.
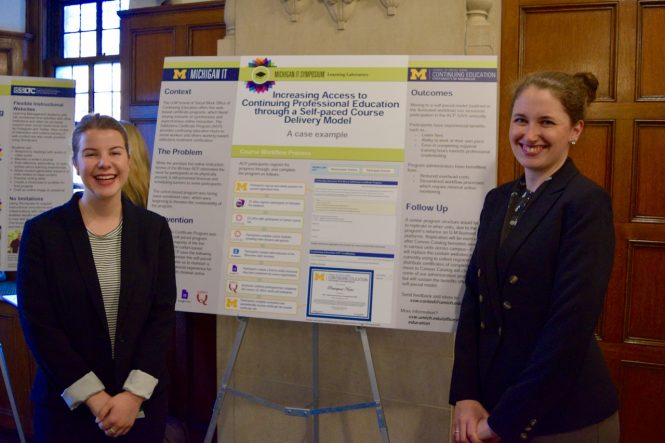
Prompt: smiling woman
<box><xmin>508</xmin><ymin>72</ymin><xmax>596</xmax><ymax>192</ymax></box>
<box><xmin>450</xmin><ymin>72</ymin><xmax>619</xmax><ymax>443</ymax></box>
<box><xmin>73</xmin><ymin>121</ymin><xmax>129</xmax><ymax>217</ymax></box>
<box><xmin>508</xmin><ymin>87</ymin><xmax>583</xmax><ymax>191</ymax></box>
<box><xmin>17</xmin><ymin>114</ymin><xmax>176</xmax><ymax>443</ymax></box>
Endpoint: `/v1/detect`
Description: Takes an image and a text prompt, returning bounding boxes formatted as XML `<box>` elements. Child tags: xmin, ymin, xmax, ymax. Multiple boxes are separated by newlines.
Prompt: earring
<box><xmin>570</xmin><ymin>139</ymin><xmax>577</xmax><ymax>145</ymax></box>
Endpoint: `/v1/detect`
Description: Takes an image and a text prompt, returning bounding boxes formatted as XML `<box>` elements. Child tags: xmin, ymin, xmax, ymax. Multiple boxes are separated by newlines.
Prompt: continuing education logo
<box><xmin>246</xmin><ymin>57</ymin><xmax>276</xmax><ymax>93</ymax></box>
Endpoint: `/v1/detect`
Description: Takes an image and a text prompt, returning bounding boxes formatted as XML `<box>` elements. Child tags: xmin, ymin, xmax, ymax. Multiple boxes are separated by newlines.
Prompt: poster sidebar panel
<box><xmin>223</xmin><ymin>56</ymin><xmax>408</xmax><ymax>326</ymax></box>
<box><xmin>397</xmin><ymin>57</ymin><xmax>498</xmax><ymax>332</ymax></box>
<box><xmin>148</xmin><ymin>57</ymin><xmax>239</xmax><ymax>313</ymax></box>
<box><xmin>0</xmin><ymin>76</ymin><xmax>75</xmax><ymax>270</ymax></box>
<box><xmin>0</xmin><ymin>76</ymin><xmax>9</xmax><ymax>270</ymax></box>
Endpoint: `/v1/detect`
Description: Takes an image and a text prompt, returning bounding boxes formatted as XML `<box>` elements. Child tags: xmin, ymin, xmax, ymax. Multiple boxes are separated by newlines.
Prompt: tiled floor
<box><xmin>0</xmin><ymin>418</ymin><xmax>189</xmax><ymax>442</ymax></box>
<box><xmin>0</xmin><ymin>427</ymin><xmax>33</xmax><ymax>443</ymax></box>
<box><xmin>0</xmin><ymin>427</ymin><xmax>24</xmax><ymax>443</ymax></box>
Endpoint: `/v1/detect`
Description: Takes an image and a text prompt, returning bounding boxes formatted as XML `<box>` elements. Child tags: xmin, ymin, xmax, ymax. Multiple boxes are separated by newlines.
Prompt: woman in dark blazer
<box><xmin>450</xmin><ymin>72</ymin><xmax>619</xmax><ymax>443</ymax></box>
<box><xmin>18</xmin><ymin>114</ymin><xmax>176</xmax><ymax>442</ymax></box>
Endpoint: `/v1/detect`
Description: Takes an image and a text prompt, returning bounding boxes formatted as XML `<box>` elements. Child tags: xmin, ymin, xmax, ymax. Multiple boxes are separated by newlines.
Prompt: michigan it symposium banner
<box><xmin>149</xmin><ymin>55</ymin><xmax>497</xmax><ymax>333</ymax></box>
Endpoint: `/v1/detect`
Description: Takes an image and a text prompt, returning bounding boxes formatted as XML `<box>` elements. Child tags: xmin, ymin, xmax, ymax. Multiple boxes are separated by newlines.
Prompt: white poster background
<box><xmin>151</xmin><ymin>56</ymin><xmax>497</xmax><ymax>332</ymax></box>
<box><xmin>148</xmin><ymin>57</ymin><xmax>238</xmax><ymax>313</ymax></box>
<box><xmin>0</xmin><ymin>76</ymin><xmax>75</xmax><ymax>271</ymax></box>
<box><xmin>398</xmin><ymin>58</ymin><xmax>497</xmax><ymax>331</ymax></box>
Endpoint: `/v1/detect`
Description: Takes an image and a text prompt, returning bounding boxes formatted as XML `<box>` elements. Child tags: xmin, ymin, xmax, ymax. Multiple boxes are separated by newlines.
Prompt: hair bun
<box><xmin>574</xmin><ymin>72</ymin><xmax>599</xmax><ymax>104</ymax></box>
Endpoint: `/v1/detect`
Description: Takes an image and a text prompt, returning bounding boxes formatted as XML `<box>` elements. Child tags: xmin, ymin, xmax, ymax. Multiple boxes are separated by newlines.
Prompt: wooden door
<box><xmin>0</xmin><ymin>301</ymin><xmax>36</xmax><ymax>436</ymax></box>
<box><xmin>119</xmin><ymin>1</ymin><xmax>225</xmax><ymax>157</ymax></box>
<box><xmin>500</xmin><ymin>1</ymin><xmax>665</xmax><ymax>441</ymax></box>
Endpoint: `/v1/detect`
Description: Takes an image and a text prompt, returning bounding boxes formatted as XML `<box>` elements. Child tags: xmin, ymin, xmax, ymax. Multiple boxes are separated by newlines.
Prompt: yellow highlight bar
<box><xmin>0</xmin><ymin>85</ymin><xmax>10</xmax><ymax>96</ymax></box>
<box><xmin>11</xmin><ymin>79</ymin><xmax>75</xmax><ymax>88</ymax></box>
<box><xmin>240</xmin><ymin>67</ymin><xmax>406</xmax><ymax>82</ymax></box>
<box><xmin>232</xmin><ymin>146</ymin><xmax>404</xmax><ymax>162</ymax></box>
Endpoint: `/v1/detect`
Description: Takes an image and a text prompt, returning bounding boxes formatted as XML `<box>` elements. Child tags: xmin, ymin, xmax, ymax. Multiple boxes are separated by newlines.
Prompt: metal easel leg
<box><xmin>357</xmin><ymin>327</ymin><xmax>390</xmax><ymax>443</ymax></box>
<box><xmin>0</xmin><ymin>342</ymin><xmax>26</xmax><ymax>443</ymax></box>
<box><xmin>204</xmin><ymin>317</ymin><xmax>249</xmax><ymax>443</ymax></box>
<box><xmin>311</xmin><ymin>323</ymin><xmax>319</xmax><ymax>443</ymax></box>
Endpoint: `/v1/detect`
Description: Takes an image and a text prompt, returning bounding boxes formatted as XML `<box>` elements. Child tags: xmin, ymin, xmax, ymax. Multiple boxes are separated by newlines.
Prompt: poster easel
<box><xmin>204</xmin><ymin>317</ymin><xmax>390</xmax><ymax>443</ymax></box>
<box><xmin>0</xmin><ymin>341</ymin><xmax>26</xmax><ymax>443</ymax></box>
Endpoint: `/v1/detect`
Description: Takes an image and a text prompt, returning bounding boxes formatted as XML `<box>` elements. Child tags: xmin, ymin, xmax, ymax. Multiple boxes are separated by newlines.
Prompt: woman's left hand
<box><xmin>478</xmin><ymin>418</ymin><xmax>500</xmax><ymax>442</ymax></box>
<box><xmin>96</xmin><ymin>391</ymin><xmax>144</xmax><ymax>437</ymax></box>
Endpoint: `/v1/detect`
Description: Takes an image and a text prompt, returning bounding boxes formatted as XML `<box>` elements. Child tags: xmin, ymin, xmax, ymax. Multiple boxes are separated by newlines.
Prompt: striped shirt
<box><xmin>62</xmin><ymin>219</ymin><xmax>159</xmax><ymax>410</ymax></box>
<box><xmin>88</xmin><ymin>221</ymin><xmax>122</xmax><ymax>357</ymax></box>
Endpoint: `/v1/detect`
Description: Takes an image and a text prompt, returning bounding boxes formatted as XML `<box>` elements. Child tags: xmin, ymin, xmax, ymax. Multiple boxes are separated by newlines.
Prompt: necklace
<box><xmin>508</xmin><ymin>187</ymin><xmax>535</xmax><ymax>227</ymax></box>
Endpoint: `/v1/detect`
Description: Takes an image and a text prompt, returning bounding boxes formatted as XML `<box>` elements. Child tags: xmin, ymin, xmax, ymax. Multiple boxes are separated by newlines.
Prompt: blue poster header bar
<box><xmin>11</xmin><ymin>86</ymin><xmax>76</xmax><ymax>97</ymax></box>
<box><xmin>408</xmin><ymin>68</ymin><xmax>497</xmax><ymax>82</ymax></box>
<box><xmin>162</xmin><ymin>68</ymin><xmax>240</xmax><ymax>81</ymax></box>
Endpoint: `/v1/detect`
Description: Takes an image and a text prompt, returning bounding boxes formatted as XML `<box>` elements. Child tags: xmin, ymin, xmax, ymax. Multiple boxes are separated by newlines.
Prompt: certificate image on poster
<box><xmin>307</xmin><ymin>267</ymin><xmax>374</xmax><ymax>321</ymax></box>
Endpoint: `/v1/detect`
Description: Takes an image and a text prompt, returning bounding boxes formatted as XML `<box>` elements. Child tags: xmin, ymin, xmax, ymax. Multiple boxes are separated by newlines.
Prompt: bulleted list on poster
<box><xmin>150</xmin><ymin>55</ymin><xmax>497</xmax><ymax>333</ymax></box>
<box><xmin>0</xmin><ymin>76</ymin><xmax>74</xmax><ymax>270</ymax></box>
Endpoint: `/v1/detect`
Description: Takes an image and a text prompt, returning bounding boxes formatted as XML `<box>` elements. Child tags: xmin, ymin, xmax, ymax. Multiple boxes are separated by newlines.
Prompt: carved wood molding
<box><xmin>0</xmin><ymin>31</ymin><xmax>33</xmax><ymax>76</ymax></box>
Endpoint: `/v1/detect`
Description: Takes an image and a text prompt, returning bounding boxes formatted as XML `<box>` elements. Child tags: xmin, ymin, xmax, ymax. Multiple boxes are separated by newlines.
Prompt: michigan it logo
<box><xmin>246</xmin><ymin>57</ymin><xmax>276</xmax><ymax>93</ymax></box>
<box><xmin>409</xmin><ymin>68</ymin><xmax>428</xmax><ymax>81</ymax></box>
<box><xmin>173</xmin><ymin>69</ymin><xmax>187</xmax><ymax>80</ymax></box>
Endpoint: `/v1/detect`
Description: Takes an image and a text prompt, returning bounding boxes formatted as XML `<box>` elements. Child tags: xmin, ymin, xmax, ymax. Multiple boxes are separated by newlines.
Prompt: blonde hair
<box><xmin>120</xmin><ymin>121</ymin><xmax>151</xmax><ymax>208</ymax></box>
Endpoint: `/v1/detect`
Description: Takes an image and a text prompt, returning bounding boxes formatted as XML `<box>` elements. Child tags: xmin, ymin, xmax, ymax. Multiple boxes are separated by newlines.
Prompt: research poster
<box><xmin>0</xmin><ymin>76</ymin><xmax>75</xmax><ymax>271</ymax></box>
<box><xmin>149</xmin><ymin>55</ymin><xmax>497</xmax><ymax>332</ymax></box>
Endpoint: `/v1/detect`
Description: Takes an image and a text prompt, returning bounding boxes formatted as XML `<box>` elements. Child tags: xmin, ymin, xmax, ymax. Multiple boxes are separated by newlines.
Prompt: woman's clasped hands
<box><xmin>86</xmin><ymin>390</ymin><xmax>144</xmax><ymax>438</ymax></box>
<box><xmin>454</xmin><ymin>399</ymin><xmax>500</xmax><ymax>443</ymax></box>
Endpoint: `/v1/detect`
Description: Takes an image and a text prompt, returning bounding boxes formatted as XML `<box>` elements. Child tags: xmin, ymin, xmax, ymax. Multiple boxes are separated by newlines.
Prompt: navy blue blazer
<box><xmin>449</xmin><ymin>159</ymin><xmax>618</xmax><ymax>442</ymax></box>
<box><xmin>17</xmin><ymin>192</ymin><xmax>176</xmax><ymax>409</ymax></box>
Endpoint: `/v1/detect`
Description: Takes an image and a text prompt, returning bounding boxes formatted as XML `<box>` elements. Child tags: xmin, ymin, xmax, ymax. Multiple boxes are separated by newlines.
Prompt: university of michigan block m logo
<box><xmin>173</xmin><ymin>69</ymin><xmax>187</xmax><ymax>80</ymax></box>
<box><xmin>314</xmin><ymin>272</ymin><xmax>326</xmax><ymax>281</ymax></box>
<box><xmin>235</xmin><ymin>182</ymin><xmax>248</xmax><ymax>192</ymax></box>
<box><xmin>226</xmin><ymin>298</ymin><xmax>239</xmax><ymax>309</ymax></box>
<box><xmin>409</xmin><ymin>68</ymin><xmax>428</xmax><ymax>81</ymax></box>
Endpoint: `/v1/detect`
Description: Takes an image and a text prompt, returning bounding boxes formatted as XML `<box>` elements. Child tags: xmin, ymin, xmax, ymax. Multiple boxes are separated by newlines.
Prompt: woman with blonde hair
<box><xmin>18</xmin><ymin>114</ymin><xmax>175</xmax><ymax>442</ymax></box>
<box><xmin>120</xmin><ymin>121</ymin><xmax>151</xmax><ymax>208</ymax></box>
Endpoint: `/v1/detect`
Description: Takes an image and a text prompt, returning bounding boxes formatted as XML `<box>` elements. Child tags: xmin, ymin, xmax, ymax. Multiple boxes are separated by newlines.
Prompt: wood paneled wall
<box><xmin>119</xmin><ymin>1</ymin><xmax>225</xmax><ymax>158</ymax></box>
<box><xmin>501</xmin><ymin>1</ymin><xmax>665</xmax><ymax>441</ymax></box>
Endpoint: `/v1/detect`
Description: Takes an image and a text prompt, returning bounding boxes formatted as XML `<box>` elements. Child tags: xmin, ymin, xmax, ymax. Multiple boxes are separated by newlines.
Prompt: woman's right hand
<box><xmin>95</xmin><ymin>391</ymin><xmax>143</xmax><ymax>437</ymax></box>
<box><xmin>453</xmin><ymin>399</ymin><xmax>490</xmax><ymax>443</ymax></box>
<box><xmin>85</xmin><ymin>390</ymin><xmax>112</xmax><ymax>419</ymax></box>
